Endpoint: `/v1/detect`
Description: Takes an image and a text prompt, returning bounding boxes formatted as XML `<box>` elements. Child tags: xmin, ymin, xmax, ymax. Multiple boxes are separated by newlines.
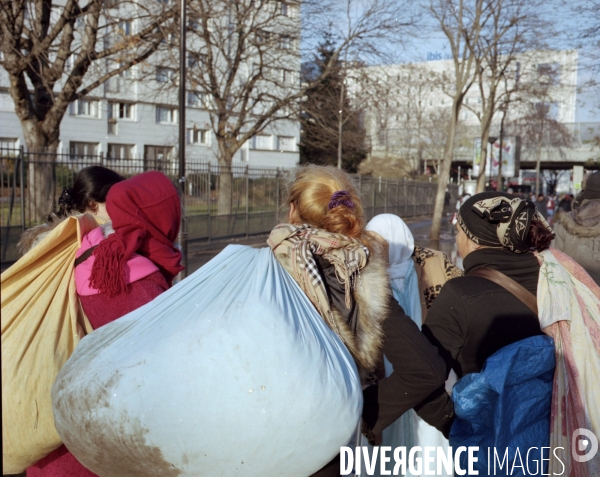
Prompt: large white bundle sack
<box><xmin>52</xmin><ymin>245</ymin><xmax>361</xmax><ymax>476</ymax></box>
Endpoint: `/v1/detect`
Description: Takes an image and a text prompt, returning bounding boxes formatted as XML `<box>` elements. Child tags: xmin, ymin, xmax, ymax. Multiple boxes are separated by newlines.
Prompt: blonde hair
<box><xmin>286</xmin><ymin>165</ymin><xmax>365</xmax><ymax>239</ymax></box>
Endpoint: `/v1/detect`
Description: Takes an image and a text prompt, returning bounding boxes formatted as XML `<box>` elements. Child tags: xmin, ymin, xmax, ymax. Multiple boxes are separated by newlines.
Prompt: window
<box><xmin>0</xmin><ymin>138</ymin><xmax>19</xmax><ymax>151</ymax></box>
<box><xmin>283</xmin><ymin>69</ymin><xmax>297</xmax><ymax>84</ymax></box>
<box><xmin>156</xmin><ymin>106</ymin><xmax>178</xmax><ymax>123</ymax></box>
<box><xmin>144</xmin><ymin>146</ymin><xmax>174</xmax><ymax>171</ymax></box>
<box><xmin>70</xmin><ymin>141</ymin><xmax>99</xmax><ymax>157</ymax></box>
<box><xmin>277</xmin><ymin>136</ymin><xmax>295</xmax><ymax>151</ymax></box>
<box><xmin>104</xmin><ymin>77</ymin><xmax>121</xmax><ymax>93</ymax></box>
<box><xmin>118</xmin><ymin>20</ymin><xmax>131</xmax><ymax>36</ymax></box>
<box><xmin>535</xmin><ymin>102</ymin><xmax>559</xmax><ymax>120</ymax></box>
<box><xmin>187</xmin><ymin>91</ymin><xmax>207</xmax><ymax>108</ymax></box>
<box><xmin>253</xmin><ymin>134</ymin><xmax>272</xmax><ymax>150</ymax></box>
<box><xmin>188</xmin><ymin>18</ymin><xmax>200</xmax><ymax>31</ymax></box>
<box><xmin>109</xmin><ymin>102</ymin><xmax>135</xmax><ymax>119</ymax></box>
<box><xmin>537</xmin><ymin>63</ymin><xmax>560</xmax><ymax>85</ymax></box>
<box><xmin>280</xmin><ymin>2</ymin><xmax>297</xmax><ymax>17</ymax></box>
<box><xmin>188</xmin><ymin>53</ymin><xmax>206</xmax><ymax>69</ymax></box>
<box><xmin>107</xmin><ymin>143</ymin><xmax>134</xmax><ymax>159</ymax></box>
<box><xmin>156</xmin><ymin>67</ymin><xmax>176</xmax><ymax>83</ymax></box>
<box><xmin>70</xmin><ymin>99</ymin><xmax>100</xmax><ymax>117</ymax></box>
<box><xmin>117</xmin><ymin>61</ymin><xmax>132</xmax><ymax>78</ymax></box>
<box><xmin>279</xmin><ymin>35</ymin><xmax>291</xmax><ymax>50</ymax></box>
<box><xmin>256</xmin><ymin>29</ymin><xmax>272</xmax><ymax>44</ymax></box>
<box><xmin>187</xmin><ymin>128</ymin><xmax>209</xmax><ymax>145</ymax></box>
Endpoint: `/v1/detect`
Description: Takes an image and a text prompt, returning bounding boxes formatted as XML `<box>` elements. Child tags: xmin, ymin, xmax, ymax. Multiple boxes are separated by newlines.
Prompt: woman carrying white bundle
<box><xmin>268</xmin><ymin>166</ymin><xmax>447</xmax><ymax>476</ymax></box>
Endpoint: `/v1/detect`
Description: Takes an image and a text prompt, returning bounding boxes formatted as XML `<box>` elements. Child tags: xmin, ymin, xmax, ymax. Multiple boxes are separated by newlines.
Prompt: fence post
<box><xmin>395</xmin><ymin>179</ymin><xmax>399</xmax><ymax>216</ymax></box>
<box><xmin>404</xmin><ymin>177</ymin><xmax>407</xmax><ymax>217</ymax></box>
<box><xmin>275</xmin><ymin>169</ymin><xmax>280</xmax><ymax>224</ymax></box>
<box><xmin>372</xmin><ymin>178</ymin><xmax>376</xmax><ymax>220</ymax></box>
<box><xmin>207</xmin><ymin>162</ymin><xmax>211</xmax><ymax>242</ymax></box>
<box><xmin>245</xmin><ymin>165</ymin><xmax>249</xmax><ymax>237</ymax></box>
<box><xmin>20</xmin><ymin>146</ymin><xmax>25</xmax><ymax>233</ymax></box>
<box><xmin>413</xmin><ymin>181</ymin><xmax>417</xmax><ymax>217</ymax></box>
<box><xmin>384</xmin><ymin>179</ymin><xmax>388</xmax><ymax>214</ymax></box>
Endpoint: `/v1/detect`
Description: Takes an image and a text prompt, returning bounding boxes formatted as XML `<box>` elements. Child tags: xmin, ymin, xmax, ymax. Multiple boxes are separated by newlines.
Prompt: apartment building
<box><xmin>0</xmin><ymin>1</ymin><xmax>301</xmax><ymax>170</ymax></box>
<box><xmin>353</xmin><ymin>49</ymin><xmax>580</xmax><ymax>176</ymax></box>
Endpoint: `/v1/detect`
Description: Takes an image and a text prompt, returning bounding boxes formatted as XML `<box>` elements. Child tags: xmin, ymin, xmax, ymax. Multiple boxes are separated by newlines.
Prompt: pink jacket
<box><xmin>75</xmin><ymin>226</ymin><xmax>159</xmax><ymax>296</ymax></box>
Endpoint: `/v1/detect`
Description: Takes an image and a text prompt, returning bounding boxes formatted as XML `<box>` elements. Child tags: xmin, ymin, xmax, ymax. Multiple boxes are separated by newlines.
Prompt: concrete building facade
<box><xmin>0</xmin><ymin>1</ymin><xmax>301</xmax><ymax>170</ymax></box>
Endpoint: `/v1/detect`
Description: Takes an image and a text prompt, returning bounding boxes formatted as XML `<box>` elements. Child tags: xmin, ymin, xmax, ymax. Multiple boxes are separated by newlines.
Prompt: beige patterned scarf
<box><xmin>267</xmin><ymin>224</ymin><xmax>369</xmax><ymax>339</ymax></box>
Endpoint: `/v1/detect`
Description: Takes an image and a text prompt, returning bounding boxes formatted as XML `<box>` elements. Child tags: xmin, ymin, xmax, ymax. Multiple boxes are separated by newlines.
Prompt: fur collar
<box><xmin>330</xmin><ymin>242</ymin><xmax>389</xmax><ymax>373</ymax></box>
<box><xmin>554</xmin><ymin>200</ymin><xmax>600</xmax><ymax>238</ymax></box>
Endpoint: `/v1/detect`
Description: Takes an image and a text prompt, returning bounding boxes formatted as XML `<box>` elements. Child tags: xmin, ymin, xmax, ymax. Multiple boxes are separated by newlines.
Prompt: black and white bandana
<box><xmin>457</xmin><ymin>192</ymin><xmax>553</xmax><ymax>253</ymax></box>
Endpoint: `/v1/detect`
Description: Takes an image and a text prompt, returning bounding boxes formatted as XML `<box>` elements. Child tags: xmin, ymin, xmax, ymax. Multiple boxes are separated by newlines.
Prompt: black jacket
<box><xmin>311</xmin><ymin>256</ymin><xmax>447</xmax><ymax>477</ymax></box>
<box><xmin>315</xmin><ymin>255</ymin><xmax>446</xmax><ymax>431</ymax></box>
<box><xmin>418</xmin><ymin>248</ymin><xmax>544</xmax><ymax>436</ymax></box>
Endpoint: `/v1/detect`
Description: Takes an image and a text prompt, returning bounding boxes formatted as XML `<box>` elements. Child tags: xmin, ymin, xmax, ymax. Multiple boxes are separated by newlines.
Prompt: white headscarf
<box><xmin>366</xmin><ymin>214</ymin><xmax>415</xmax><ymax>287</ymax></box>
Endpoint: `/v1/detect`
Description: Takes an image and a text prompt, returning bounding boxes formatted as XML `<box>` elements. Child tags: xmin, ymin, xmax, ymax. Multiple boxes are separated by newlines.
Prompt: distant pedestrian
<box><xmin>535</xmin><ymin>194</ymin><xmax>548</xmax><ymax>220</ymax></box>
<box><xmin>547</xmin><ymin>195</ymin><xmax>556</xmax><ymax>224</ymax></box>
<box><xmin>553</xmin><ymin>171</ymin><xmax>600</xmax><ymax>285</ymax></box>
<box><xmin>557</xmin><ymin>194</ymin><xmax>573</xmax><ymax>212</ymax></box>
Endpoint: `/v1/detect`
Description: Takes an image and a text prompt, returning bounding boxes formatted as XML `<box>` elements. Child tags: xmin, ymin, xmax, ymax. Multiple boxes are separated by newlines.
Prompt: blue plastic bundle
<box><xmin>450</xmin><ymin>335</ymin><xmax>555</xmax><ymax>477</ymax></box>
<box><xmin>52</xmin><ymin>245</ymin><xmax>362</xmax><ymax>477</ymax></box>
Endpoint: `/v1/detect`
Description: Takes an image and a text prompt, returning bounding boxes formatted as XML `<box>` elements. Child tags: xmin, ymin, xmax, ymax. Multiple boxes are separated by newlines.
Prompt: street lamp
<box><xmin>176</xmin><ymin>0</ymin><xmax>188</xmax><ymax>280</ymax></box>
<box><xmin>496</xmin><ymin>103</ymin><xmax>508</xmax><ymax>191</ymax></box>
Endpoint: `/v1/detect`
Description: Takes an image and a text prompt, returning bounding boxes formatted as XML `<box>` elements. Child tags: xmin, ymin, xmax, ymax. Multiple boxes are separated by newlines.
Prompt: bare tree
<box><xmin>466</xmin><ymin>0</ymin><xmax>550</xmax><ymax>193</ymax></box>
<box><xmin>359</xmin><ymin>63</ymin><xmax>454</xmax><ymax>178</ymax></box>
<box><xmin>509</xmin><ymin>99</ymin><xmax>573</xmax><ymax>194</ymax></box>
<box><xmin>429</xmin><ymin>0</ymin><xmax>485</xmax><ymax>240</ymax></box>
<box><xmin>179</xmin><ymin>0</ymin><xmax>418</xmax><ymax>214</ymax></box>
<box><xmin>0</xmin><ymin>0</ymin><xmax>175</xmax><ymax>220</ymax></box>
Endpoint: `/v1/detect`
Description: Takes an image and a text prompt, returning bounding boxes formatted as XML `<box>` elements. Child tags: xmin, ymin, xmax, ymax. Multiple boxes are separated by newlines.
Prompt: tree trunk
<box><xmin>217</xmin><ymin>156</ymin><xmax>234</xmax><ymax>216</ymax></box>
<box><xmin>431</xmin><ymin>104</ymin><xmax>459</xmax><ymax>240</ymax></box>
<box><xmin>21</xmin><ymin>119</ymin><xmax>59</xmax><ymax>224</ymax></box>
<box><xmin>476</xmin><ymin>129</ymin><xmax>492</xmax><ymax>193</ymax></box>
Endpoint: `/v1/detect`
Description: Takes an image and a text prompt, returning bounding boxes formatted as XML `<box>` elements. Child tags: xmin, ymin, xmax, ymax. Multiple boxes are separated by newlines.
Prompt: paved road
<box><xmin>183</xmin><ymin>216</ymin><xmax>458</xmax><ymax>276</ymax></box>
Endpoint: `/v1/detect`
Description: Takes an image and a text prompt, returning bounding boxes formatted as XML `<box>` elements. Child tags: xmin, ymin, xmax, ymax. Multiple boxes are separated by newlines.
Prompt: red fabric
<box><xmin>89</xmin><ymin>171</ymin><xmax>183</xmax><ymax>295</ymax></box>
<box><xmin>80</xmin><ymin>271</ymin><xmax>168</xmax><ymax>328</ymax></box>
<box><xmin>27</xmin><ymin>272</ymin><xmax>169</xmax><ymax>476</ymax></box>
<box><xmin>27</xmin><ymin>445</ymin><xmax>97</xmax><ymax>477</ymax></box>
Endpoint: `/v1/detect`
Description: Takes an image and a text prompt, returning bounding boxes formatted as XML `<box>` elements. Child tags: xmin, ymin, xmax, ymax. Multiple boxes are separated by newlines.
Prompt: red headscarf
<box><xmin>89</xmin><ymin>171</ymin><xmax>184</xmax><ymax>296</ymax></box>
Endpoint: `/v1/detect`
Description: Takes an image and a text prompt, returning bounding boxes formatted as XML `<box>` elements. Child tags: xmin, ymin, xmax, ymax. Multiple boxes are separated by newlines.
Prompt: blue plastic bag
<box><xmin>450</xmin><ymin>335</ymin><xmax>555</xmax><ymax>476</ymax></box>
<box><xmin>52</xmin><ymin>245</ymin><xmax>362</xmax><ymax>476</ymax></box>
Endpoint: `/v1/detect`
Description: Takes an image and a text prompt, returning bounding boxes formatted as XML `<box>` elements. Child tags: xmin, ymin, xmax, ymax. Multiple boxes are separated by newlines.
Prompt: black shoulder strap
<box><xmin>74</xmin><ymin>245</ymin><xmax>98</xmax><ymax>267</ymax></box>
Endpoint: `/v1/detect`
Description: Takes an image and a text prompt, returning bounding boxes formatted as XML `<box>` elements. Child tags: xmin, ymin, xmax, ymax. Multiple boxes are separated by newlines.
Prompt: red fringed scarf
<box><xmin>89</xmin><ymin>171</ymin><xmax>184</xmax><ymax>296</ymax></box>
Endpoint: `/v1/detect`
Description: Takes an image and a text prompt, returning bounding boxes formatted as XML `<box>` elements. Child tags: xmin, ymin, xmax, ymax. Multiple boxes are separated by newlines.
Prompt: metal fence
<box><xmin>1</xmin><ymin>147</ymin><xmax>457</xmax><ymax>265</ymax></box>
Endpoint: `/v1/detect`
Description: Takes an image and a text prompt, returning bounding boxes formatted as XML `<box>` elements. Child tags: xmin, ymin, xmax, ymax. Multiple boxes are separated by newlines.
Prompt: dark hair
<box><xmin>55</xmin><ymin>166</ymin><xmax>125</xmax><ymax>218</ymax></box>
<box><xmin>526</xmin><ymin>219</ymin><xmax>554</xmax><ymax>252</ymax></box>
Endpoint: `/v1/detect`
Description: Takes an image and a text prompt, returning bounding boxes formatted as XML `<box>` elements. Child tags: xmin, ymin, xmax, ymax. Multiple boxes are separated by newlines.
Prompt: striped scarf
<box><xmin>537</xmin><ymin>248</ymin><xmax>600</xmax><ymax>477</ymax></box>
<box><xmin>268</xmin><ymin>224</ymin><xmax>369</xmax><ymax>338</ymax></box>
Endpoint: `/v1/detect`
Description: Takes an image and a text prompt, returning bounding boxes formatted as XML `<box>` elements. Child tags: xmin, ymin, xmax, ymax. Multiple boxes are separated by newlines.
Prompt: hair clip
<box><xmin>328</xmin><ymin>190</ymin><xmax>355</xmax><ymax>210</ymax></box>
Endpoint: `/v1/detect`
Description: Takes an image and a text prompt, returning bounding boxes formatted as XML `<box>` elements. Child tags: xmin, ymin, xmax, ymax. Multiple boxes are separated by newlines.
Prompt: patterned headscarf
<box><xmin>267</xmin><ymin>223</ymin><xmax>369</xmax><ymax>336</ymax></box>
<box><xmin>457</xmin><ymin>192</ymin><xmax>553</xmax><ymax>253</ymax></box>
